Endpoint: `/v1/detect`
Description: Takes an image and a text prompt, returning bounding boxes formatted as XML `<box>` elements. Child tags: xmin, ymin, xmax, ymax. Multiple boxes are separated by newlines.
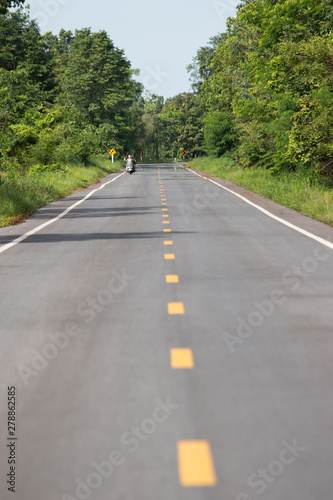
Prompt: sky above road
<box><xmin>25</xmin><ymin>0</ymin><xmax>238</xmax><ymax>99</ymax></box>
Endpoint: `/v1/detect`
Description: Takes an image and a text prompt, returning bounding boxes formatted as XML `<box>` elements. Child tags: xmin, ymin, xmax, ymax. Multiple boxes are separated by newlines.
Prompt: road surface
<box><xmin>0</xmin><ymin>163</ymin><xmax>333</xmax><ymax>500</ymax></box>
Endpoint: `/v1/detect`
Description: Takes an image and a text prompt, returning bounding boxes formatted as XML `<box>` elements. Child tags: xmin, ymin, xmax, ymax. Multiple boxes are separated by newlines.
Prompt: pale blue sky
<box><xmin>26</xmin><ymin>0</ymin><xmax>238</xmax><ymax>98</ymax></box>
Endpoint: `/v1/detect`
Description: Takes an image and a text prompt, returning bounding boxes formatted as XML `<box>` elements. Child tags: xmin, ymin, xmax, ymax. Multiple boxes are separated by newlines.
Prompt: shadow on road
<box><xmin>0</xmin><ymin>231</ymin><xmax>196</xmax><ymax>245</ymax></box>
<box><xmin>30</xmin><ymin>206</ymin><xmax>161</xmax><ymax>220</ymax></box>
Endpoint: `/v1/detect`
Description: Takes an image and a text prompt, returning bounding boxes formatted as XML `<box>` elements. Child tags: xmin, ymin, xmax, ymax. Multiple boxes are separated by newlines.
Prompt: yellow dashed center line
<box><xmin>158</xmin><ymin>171</ymin><xmax>212</xmax><ymax>489</ymax></box>
<box><xmin>164</xmin><ymin>254</ymin><xmax>175</xmax><ymax>260</ymax></box>
<box><xmin>168</xmin><ymin>303</ymin><xmax>185</xmax><ymax>315</ymax></box>
<box><xmin>166</xmin><ymin>274</ymin><xmax>179</xmax><ymax>283</ymax></box>
<box><xmin>178</xmin><ymin>441</ymin><xmax>217</xmax><ymax>487</ymax></box>
<box><xmin>171</xmin><ymin>349</ymin><xmax>194</xmax><ymax>368</ymax></box>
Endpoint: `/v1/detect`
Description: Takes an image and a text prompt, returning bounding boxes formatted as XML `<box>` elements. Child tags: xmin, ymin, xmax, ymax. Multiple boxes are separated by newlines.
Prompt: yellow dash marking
<box><xmin>166</xmin><ymin>274</ymin><xmax>179</xmax><ymax>283</ymax></box>
<box><xmin>162</xmin><ymin>208</ymin><xmax>168</xmax><ymax>211</ymax></box>
<box><xmin>163</xmin><ymin>214</ymin><xmax>169</xmax><ymax>218</ymax></box>
<box><xmin>162</xmin><ymin>203</ymin><xmax>167</xmax><ymax>206</ymax></box>
<box><xmin>164</xmin><ymin>254</ymin><xmax>175</xmax><ymax>260</ymax></box>
<box><xmin>168</xmin><ymin>303</ymin><xmax>185</xmax><ymax>315</ymax></box>
<box><xmin>178</xmin><ymin>441</ymin><xmax>217</xmax><ymax>487</ymax></box>
<box><xmin>171</xmin><ymin>349</ymin><xmax>194</xmax><ymax>368</ymax></box>
<box><xmin>164</xmin><ymin>241</ymin><xmax>173</xmax><ymax>245</ymax></box>
<box><xmin>163</xmin><ymin>229</ymin><xmax>171</xmax><ymax>233</ymax></box>
<box><xmin>163</xmin><ymin>221</ymin><xmax>170</xmax><ymax>224</ymax></box>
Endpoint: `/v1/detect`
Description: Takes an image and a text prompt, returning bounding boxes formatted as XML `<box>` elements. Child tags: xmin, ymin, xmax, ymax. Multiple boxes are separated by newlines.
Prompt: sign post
<box><xmin>109</xmin><ymin>149</ymin><xmax>116</xmax><ymax>163</ymax></box>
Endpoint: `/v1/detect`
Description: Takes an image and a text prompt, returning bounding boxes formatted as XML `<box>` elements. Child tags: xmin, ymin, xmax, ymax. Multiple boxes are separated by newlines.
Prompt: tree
<box><xmin>0</xmin><ymin>10</ymin><xmax>143</xmax><ymax>171</ymax></box>
<box><xmin>142</xmin><ymin>93</ymin><xmax>164</xmax><ymax>159</ymax></box>
<box><xmin>187</xmin><ymin>33</ymin><xmax>227</xmax><ymax>93</ymax></box>
<box><xmin>0</xmin><ymin>8</ymin><xmax>55</xmax><ymax>167</ymax></box>
<box><xmin>198</xmin><ymin>0</ymin><xmax>333</xmax><ymax>177</ymax></box>
<box><xmin>63</xmin><ymin>29</ymin><xmax>137</xmax><ymax>126</ymax></box>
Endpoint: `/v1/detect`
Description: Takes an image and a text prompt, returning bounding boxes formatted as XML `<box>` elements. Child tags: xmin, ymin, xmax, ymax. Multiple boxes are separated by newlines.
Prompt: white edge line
<box><xmin>187</xmin><ymin>167</ymin><xmax>333</xmax><ymax>251</ymax></box>
<box><xmin>0</xmin><ymin>171</ymin><xmax>126</xmax><ymax>255</ymax></box>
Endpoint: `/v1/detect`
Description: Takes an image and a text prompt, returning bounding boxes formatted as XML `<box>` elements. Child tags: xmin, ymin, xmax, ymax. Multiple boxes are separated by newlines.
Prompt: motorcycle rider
<box><xmin>126</xmin><ymin>155</ymin><xmax>136</xmax><ymax>172</ymax></box>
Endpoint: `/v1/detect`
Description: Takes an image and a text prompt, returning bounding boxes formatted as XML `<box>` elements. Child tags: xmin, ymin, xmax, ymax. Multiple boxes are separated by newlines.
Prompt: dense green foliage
<box><xmin>0</xmin><ymin>2</ymin><xmax>143</xmax><ymax>177</ymax></box>
<box><xmin>0</xmin><ymin>1</ymin><xmax>147</xmax><ymax>225</ymax></box>
<box><xmin>141</xmin><ymin>92</ymin><xmax>205</xmax><ymax>159</ymax></box>
<box><xmin>143</xmin><ymin>0</ymin><xmax>333</xmax><ymax>182</ymax></box>
<box><xmin>200</xmin><ymin>0</ymin><xmax>333</xmax><ymax>179</ymax></box>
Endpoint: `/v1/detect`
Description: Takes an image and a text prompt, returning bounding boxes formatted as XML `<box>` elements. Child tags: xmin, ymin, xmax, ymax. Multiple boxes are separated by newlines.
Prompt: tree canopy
<box><xmin>0</xmin><ymin>4</ymin><xmax>143</xmax><ymax>171</ymax></box>
<box><xmin>142</xmin><ymin>0</ymin><xmax>333</xmax><ymax>181</ymax></box>
<box><xmin>1</xmin><ymin>0</ymin><xmax>332</xmax><ymax>182</ymax></box>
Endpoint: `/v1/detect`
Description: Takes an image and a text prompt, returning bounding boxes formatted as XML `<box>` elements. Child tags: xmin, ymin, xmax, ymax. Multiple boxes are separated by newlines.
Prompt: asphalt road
<box><xmin>0</xmin><ymin>163</ymin><xmax>333</xmax><ymax>500</ymax></box>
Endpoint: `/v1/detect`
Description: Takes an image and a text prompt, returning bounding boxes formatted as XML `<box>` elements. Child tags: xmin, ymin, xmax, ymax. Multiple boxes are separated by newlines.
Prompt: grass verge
<box><xmin>0</xmin><ymin>157</ymin><xmax>122</xmax><ymax>228</ymax></box>
<box><xmin>188</xmin><ymin>156</ymin><xmax>333</xmax><ymax>227</ymax></box>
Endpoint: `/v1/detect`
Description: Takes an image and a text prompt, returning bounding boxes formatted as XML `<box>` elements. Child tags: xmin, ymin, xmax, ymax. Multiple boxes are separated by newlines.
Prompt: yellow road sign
<box><xmin>109</xmin><ymin>149</ymin><xmax>116</xmax><ymax>156</ymax></box>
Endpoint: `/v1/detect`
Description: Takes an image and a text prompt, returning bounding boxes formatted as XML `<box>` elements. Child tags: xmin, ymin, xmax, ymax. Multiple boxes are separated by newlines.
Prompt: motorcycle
<box><xmin>126</xmin><ymin>163</ymin><xmax>136</xmax><ymax>174</ymax></box>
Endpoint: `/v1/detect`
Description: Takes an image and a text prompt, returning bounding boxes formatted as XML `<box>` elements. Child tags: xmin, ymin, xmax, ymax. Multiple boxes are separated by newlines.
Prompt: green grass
<box><xmin>188</xmin><ymin>156</ymin><xmax>333</xmax><ymax>226</ymax></box>
<box><xmin>0</xmin><ymin>157</ymin><xmax>122</xmax><ymax>227</ymax></box>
